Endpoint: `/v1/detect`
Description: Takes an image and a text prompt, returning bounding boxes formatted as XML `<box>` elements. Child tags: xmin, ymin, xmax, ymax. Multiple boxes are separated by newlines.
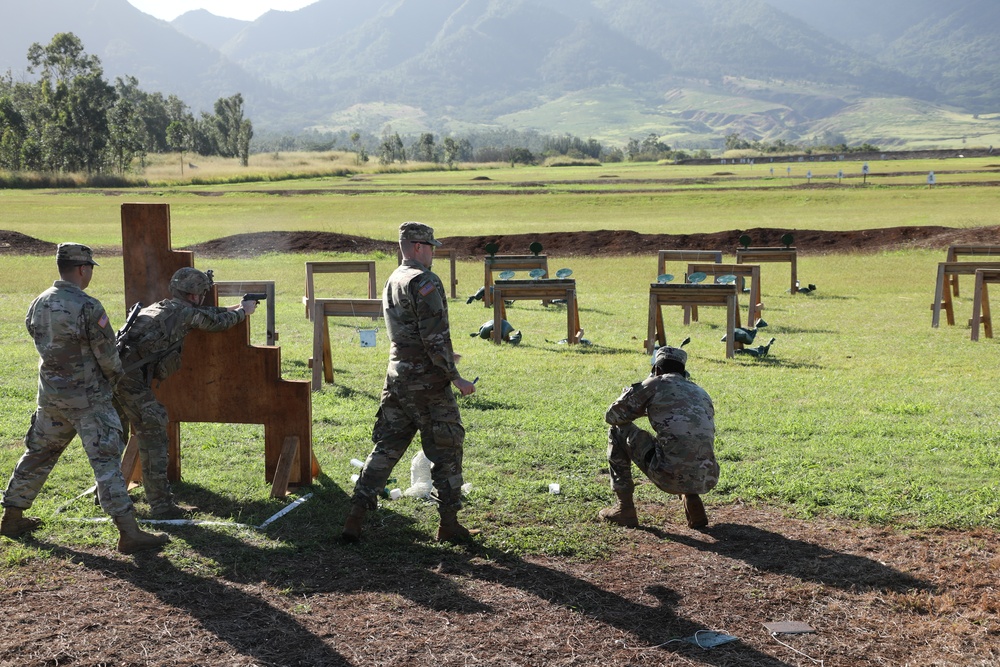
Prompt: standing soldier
<box><xmin>1</xmin><ymin>243</ymin><xmax>168</xmax><ymax>553</ymax></box>
<box><xmin>115</xmin><ymin>267</ymin><xmax>256</xmax><ymax>519</ymax></box>
<box><xmin>342</xmin><ymin>222</ymin><xmax>478</xmax><ymax>543</ymax></box>
<box><xmin>601</xmin><ymin>345</ymin><xmax>720</xmax><ymax>529</ymax></box>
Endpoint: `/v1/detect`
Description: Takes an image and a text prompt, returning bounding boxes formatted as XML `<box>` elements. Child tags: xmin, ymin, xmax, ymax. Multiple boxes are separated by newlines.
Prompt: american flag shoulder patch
<box><xmin>418</xmin><ymin>281</ymin><xmax>436</xmax><ymax>297</ymax></box>
<box><xmin>98</xmin><ymin>313</ymin><xmax>109</xmax><ymax>328</ymax></box>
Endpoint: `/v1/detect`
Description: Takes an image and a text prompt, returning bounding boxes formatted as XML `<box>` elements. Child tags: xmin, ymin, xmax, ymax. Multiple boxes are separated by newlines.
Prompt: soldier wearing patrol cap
<box><xmin>1</xmin><ymin>243</ymin><xmax>169</xmax><ymax>553</ymax></box>
<box><xmin>342</xmin><ymin>221</ymin><xmax>479</xmax><ymax>543</ymax></box>
<box><xmin>114</xmin><ymin>267</ymin><xmax>256</xmax><ymax>519</ymax></box>
<box><xmin>600</xmin><ymin>345</ymin><xmax>719</xmax><ymax>530</ymax></box>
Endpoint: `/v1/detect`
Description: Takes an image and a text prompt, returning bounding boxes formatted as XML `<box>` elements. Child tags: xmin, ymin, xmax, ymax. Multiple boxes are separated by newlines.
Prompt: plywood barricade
<box><xmin>490</xmin><ymin>279</ymin><xmax>581</xmax><ymax>345</ymax></box>
<box><xmin>398</xmin><ymin>247</ymin><xmax>458</xmax><ymax>299</ymax></box>
<box><xmin>303</xmin><ymin>260</ymin><xmax>378</xmax><ymax>318</ymax></box>
<box><xmin>736</xmin><ymin>247</ymin><xmax>798</xmax><ymax>294</ymax></box>
<box><xmin>483</xmin><ymin>255</ymin><xmax>549</xmax><ymax>307</ymax></box>
<box><xmin>946</xmin><ymin>245</ymin><xmax>1000</xmax><ymax>296</ymax></box>
<box><xmin>645</xmin><ymin>284</ymin><xmax>740</xmax><ymax>359</ymax></box>
<box><xmin>931</xmin><ymin>262</ymin><xmax>1000</xmax><ymax>327</ymax></box>
<box><xmin>310</xmin><ymin>298</ymin><xmax>384</xmax><ymax>390</ymax></box>
<box><xmin>216</xmin><ymin>280</ymin><xmax>277</xmax><ymax>346</ymax></box>
<box><xmin>971</xmin><ymin>269</ymin><xmax>1000</xmax><ymax>341</ymax></box>
<box><xmin>120</xmin><ymin>203</ymin><xmax>314</xmax><ymax>496</ymax></box>
<box><xmin>687</xmin><ymin>262</ymin><xmax>763</xmax><ymax>325</ymax></box>
<box><xmin>657</xmin><ymin>250</ymin><xmax>724</xmax><ymax>324</ymax></box>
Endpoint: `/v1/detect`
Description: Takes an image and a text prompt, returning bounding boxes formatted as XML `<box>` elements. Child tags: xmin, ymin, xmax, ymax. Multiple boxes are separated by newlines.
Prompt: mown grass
<box><xmin>1</xmin><ymin>164</ymin><xmax>999</xmax><ymax>569</ymax></box>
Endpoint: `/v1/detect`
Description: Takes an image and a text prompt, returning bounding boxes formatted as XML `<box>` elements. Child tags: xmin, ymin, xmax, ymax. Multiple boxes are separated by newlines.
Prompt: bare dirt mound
<box><xmin>5</xmin><ymin>226</ymin><xmax>999</xmax><ymax>259</ymax></box>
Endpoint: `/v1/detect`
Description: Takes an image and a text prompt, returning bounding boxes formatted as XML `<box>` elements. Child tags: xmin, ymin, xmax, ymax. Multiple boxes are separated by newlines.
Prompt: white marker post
<box><xmin>862</xmin><ymin>162</ymin><xmax>870</xmax><ymax>185</ymax></box>
<box><xmin>927</xmin><ymin>171</ymin><xmax>936</xmax><ymax>188</ymax></box>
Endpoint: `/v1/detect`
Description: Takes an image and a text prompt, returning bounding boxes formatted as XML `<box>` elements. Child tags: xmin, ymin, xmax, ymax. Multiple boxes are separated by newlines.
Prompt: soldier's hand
<box><xmin>241</xmin><ymin>300</ymin><xmax>257</xmax><ymax>315</ymax></box>
<box><xmin>453</xmin><ymin>377</ymin><xmax>476</xmax><ymax>396</ymax></box>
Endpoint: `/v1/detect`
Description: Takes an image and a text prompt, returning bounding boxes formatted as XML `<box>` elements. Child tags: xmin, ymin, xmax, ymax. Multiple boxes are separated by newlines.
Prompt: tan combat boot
<box><xmin>598</xmin><ymin>489</ymin><xmax>638</xmax><ymax>528</ymax></box>
<box><xmin>436</xmin><ymin>508</ymin><xmax>480</xmax><ymax>543</ymax></box>
<box><xmin>682</xmin><ymin>494</ymin><xmax>708</xmax><ymax>529</ymax></box>
<box><xmin>113</xmin><ymin>512</ymin><xmax>170</xmax><ymax>554</ymax></box>
<box><xmin>0</xmin><ymin>507</ymin><xmax>42</xmax><ymax>538</ymax></box>
<box><xmin>341</xmin><ymin>504</ymin><xmax>367</xmax><ymax>542</ymax></box>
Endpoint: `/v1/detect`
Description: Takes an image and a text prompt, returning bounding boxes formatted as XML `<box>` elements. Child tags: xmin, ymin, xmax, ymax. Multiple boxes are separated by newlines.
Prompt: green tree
<box><xmin>107</xmin><ymin>97</ymin><xmax>145</xmax><ymax>174</ymax></box>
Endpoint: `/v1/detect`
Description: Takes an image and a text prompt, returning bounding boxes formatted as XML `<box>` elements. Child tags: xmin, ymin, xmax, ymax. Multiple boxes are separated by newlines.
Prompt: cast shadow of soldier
<box><xmin>38</xmin><ymin>471</ymin><xmax>820</xmax><ymax>667</ymax></box>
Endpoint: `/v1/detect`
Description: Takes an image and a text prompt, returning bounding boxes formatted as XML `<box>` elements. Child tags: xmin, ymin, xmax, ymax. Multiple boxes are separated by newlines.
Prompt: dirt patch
<box><xmin>0</xmin><ymin>230</ymin><xmax>57</xmax><ymax>256</ymax></box>
<box><xmin>1</xmin><ymin>504</ymin><xmax>997</xmax><ymax>665</ymax></box>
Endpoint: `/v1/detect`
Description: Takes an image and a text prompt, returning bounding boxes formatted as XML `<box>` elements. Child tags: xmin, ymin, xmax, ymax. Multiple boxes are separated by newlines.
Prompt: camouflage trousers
<box><xmin>2</xmin><ymin>404</ymin><xmax>133</xmax><ymax>517</ymax></box>
<box><xmin>114</xmin><ymin>373</ymin><xmax>173</xmax><ymax>513</ymax></box>
<box><xmin>352</xmin><ymin>380</ymin><xmax>465</xmax><ymax>512</ymax></box>
<box><xmin>607</xmin><ymin>423</ymin><xmax>720</xmax><ymax>496</ymax></box>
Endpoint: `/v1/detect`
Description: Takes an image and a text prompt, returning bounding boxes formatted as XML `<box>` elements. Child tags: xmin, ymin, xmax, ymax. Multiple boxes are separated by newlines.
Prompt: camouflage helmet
<box><xmin>653</xmin><ymin>345</ymin><xmax>687</xmax><ymax>368</ymax></box>
<box><xmin>169</xmin><ymin>267</ymin><xmax>211</xmax><ymax>299</ymax></box>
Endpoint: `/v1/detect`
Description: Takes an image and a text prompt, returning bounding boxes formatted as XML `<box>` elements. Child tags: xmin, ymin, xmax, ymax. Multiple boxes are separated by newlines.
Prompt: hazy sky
<box><xmin>127</xmin><ymin>1</ymin><xmax>318</xmax><ymax>22</ymax></box>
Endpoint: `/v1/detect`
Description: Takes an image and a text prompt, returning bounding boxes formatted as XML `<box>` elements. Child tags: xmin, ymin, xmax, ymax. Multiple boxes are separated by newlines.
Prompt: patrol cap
<box><xmin>399</xmin><ymin>221</ymin><xmax>442</xmax><ymax>247</ymax></box>
<box><xmin>56</xmin><ymin>242</ymin><xmax>99</xmax><ymax>266</ymax></box>
<box><xmin>654</xmin><ymin>345</ymin><xmax>687</xmax><ymax>367</ymax></box>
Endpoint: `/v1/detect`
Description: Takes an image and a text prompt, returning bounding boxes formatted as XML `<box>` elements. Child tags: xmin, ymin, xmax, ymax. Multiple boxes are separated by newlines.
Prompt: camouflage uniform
<box><xmin>350</xmin><ymin>257</ymin><xmax>466</xmax><ymax>511</ymax></box>
<box><xmin>605</xmin><ymin>372</ymin><xmax>719</xmax><ymax>496</ymax></box>
<box><xmin>115</xmin><ymin>297</ymin><xmax>245</xmax><ymax>513</ymax></box>
<box><xmin>2</xmin><ymin>246</ymin><xmax>134</xmax><ymax>518</ymax></box>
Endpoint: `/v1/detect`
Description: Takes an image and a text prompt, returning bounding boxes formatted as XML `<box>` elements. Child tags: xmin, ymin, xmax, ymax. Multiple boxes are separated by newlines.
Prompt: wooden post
<box><xmin>270</xmin><ymin>436</ymin><xmax>301</xmax><ymax>498</ymax></box>
<box><xmin>971</xmin><ymin>269</ymin><xmax>1000</xmax><ymax>341</ymax></box>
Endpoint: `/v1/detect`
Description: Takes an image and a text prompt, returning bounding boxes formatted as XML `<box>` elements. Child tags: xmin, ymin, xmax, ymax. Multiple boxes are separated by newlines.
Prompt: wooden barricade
<box><xmin>310</xmin><ymin>298</ymin><xmax>384</xmax><ymax>390</ymax></box>
<box><xmin>971</xmin><ymin>269</ymin><xmax>1000</xmax><ymax>341</ymax></box>
<box><xmin>490</xmin><ymin>279</ymin><xmax>581</xmax><ymax>345</ymax></box>
<box><xmin>483</xmin><ymin>255</ymin><xmax>549</xmax><ymax>307</ymax></box>
<box><xmin>687</xmin><ymin>263</ymin><xmax>763</xmax><ymax>324</ymax></box>
<box><xmin>303</xmin><ymin>260</ymin><xmax>377</xmax><ymax>319</ymax></box>
<box><xmin>645</xmin><ymin>283</ymin><xmax>740</xmax><ymax>358</ymax></box>
<box><xmin>657</xmin><ymin>250</ymin><xmax>724</xmax><ymax>323</ymax></box>
<box><xmin>120</xmin><ymin>203</ymin><xmax>314</xmax><ymax>496</ymax></box>
<box><xmin>736</xmin><ymin>246</ymin><xmax>797</xmax><ymax>294</ymax></box>
<box><xmin>215</xmin><ymin>280</ymin><xmax>277</xmax><ymax>346</ymax></box>
<box><xmin>931</xmin><ymin>262</ymin><xmax>1000</xmax><ymax>327</ymax></box>
<box><xmin>398</xmin><ymin>247</ymin><xmax>458</xmax><ymax>299</ymax></box>
<box><xmin>946</xmin><ymin>245</ymin><xmax>1000</xmax><ymax>296</ymax></box>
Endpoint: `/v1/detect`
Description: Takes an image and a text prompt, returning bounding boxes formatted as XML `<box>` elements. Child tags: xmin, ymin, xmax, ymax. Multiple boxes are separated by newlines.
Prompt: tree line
<box><xmin>0</xmin><ymin>33</ymin><xmax>253</xmax><ymax>174</ymax></box>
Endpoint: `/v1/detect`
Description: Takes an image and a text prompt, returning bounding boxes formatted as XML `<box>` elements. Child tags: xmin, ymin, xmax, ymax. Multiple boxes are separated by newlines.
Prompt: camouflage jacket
<box><xmin>26</xmin><ymin>280</ymin><xmax>123</xmax><ymax>411</ymax></box>
<box><xmin>120</xmin><ymin>297</ymin><xmax>245</xmax><ymax>382</ymax></box>
<box><xmin>605</xmin><ymin>372</ymin><xmax>715</xmax><ymax>447</ymax></box>
<box><xmin>383</xmin><ymin>259</ymin><xmax>459</xmax><ymax>388</ymax></box>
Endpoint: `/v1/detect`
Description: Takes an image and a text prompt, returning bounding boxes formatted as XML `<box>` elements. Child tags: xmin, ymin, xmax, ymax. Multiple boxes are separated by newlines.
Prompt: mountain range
<box><xmin>2</xmin><ymin>0</ymin><xmax>998</xmax><ymax>149</ymax></box>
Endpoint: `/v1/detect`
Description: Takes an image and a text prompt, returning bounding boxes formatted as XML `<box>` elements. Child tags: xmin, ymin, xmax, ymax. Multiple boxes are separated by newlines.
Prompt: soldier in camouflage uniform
<box><xmin>342</xmin><ymin>222</ymin><xmax>478</xmax><ymax>543</ymax></box>
<box><xmin>1</xmin><ymin>244</ymin><xmax>168</xmax><ymax>554</ymax></box>
<box><xmin>114</xmin><ymin>267</ymin><xmax>256</xmax><ymax>519</ymax></box>
<box><xmin>601</xmin><ymin>345</ymin><xmax>719</xmax><ymax>529</ymax></box>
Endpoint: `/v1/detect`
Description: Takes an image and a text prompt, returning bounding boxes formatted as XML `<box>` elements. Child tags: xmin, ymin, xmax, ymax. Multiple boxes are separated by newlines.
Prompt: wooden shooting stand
<box><xmin>945</xmin><ymin>245</ymin><xmax>1000</xmax><ymax>296</ymax></box>
<box><xmin>483</xmin><ymin>255</ymin><xmax>549</xmax><ymax>307</ymax></box>
<box><xmin>216</xmin><ymin>280</ymin><xmax>277</xmax><ymax>346</ymax></box>
<box><xmin>645</xmin><ymin>283</ymin><xmax>740</xmax><ymax>358</ymax></box>
<box><xmin>303</xmin><ymin>260</ymin><xmax>378</xmax><ymax>317</ymax></box>
<box><xmin>310</xmin><ymin>298</ymin><xmax>383</xmax><ymax>390</ymax></box>
<box><xmin>398</xmin><ymin>248</ymin><xmax>458</xmax><ymax>299</ymax></box>
<box><xmin>120</xmin><ymin>203</ymin><xmax>314</xmax><ymax>498</ymax></box>
<box><xmin>931</xmin><ymin>261</ymin><xmax>1000</xmax><ymax>327</ymax></box>
<box><xmin>687</xmin><ymin>263</ymin><xmax>763</xmax><ymax>325</ymax></box>
<box><xmin>657</xmin><ymin>250</ymin><xmax>724</xmax><ymax>323</ymax></box>
<box><xmin>490</xmin><ymin>279</ymin><xmax>581</xmax><ymax>344</ymax></box>
<box><xmin>736</xmin><ymin>246</ymin><xmax>798</xmax><ymax>294</ymax></box>
<box><xmin>971</xmin><ymin>269</ymin><xmax>1000</xmax><ymax>341</ymax></box>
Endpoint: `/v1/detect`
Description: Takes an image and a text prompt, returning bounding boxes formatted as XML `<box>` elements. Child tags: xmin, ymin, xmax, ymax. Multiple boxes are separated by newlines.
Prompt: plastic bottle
<box><xmin>403</xmin><ymin>450</ymin><xmax>433</xmax><ymax>498</ymax></box>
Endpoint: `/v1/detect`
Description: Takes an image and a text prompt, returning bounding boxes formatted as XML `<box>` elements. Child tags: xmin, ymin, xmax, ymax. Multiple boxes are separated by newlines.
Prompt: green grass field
<box><xmin>1</xmin><ymin>160</ymin><xmax>999</xmax><ymax>566</ymax></box>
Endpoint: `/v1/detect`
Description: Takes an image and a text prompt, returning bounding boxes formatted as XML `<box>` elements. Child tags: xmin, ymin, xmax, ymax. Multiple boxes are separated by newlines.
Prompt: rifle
<box><xmin>242</xmin><ymin>292</ymin><xmax>267</xmax><ymax>303</ymax></box>
<box><xmin>116</xmin><ymin>302</ymin><xmax>144</xmax><ymax>348</ymax></box>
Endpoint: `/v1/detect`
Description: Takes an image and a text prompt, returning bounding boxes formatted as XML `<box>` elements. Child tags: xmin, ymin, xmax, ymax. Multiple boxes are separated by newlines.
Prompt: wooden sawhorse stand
<box><xmin>398</xmin><ymin>247</ymin><xmax>458</xmax><ymax>299</ymax></box>
<box><xmin>645</xmin><ymin>284</ymin><xmax>740</xmax><ymax>358</ymax></box>
<box><xmin>971</xmin><ymin>269</ymin><xmax>1000</xmax><ymax>341</ymax></box>
<box><xmin>687</xmin><ymin>262</ymin><xmax>763</xmax><ymax>325</ymax></box>
<box><xmin>303</xmin><ymin>260</ymin><xmax>378</xmax><ymax>318</ymax></box>
<box><xmin>120</xmin><ymin>203</ymin><xmax>314</xmax><ymax>497</ymax></box>
<box><xmin>932</xmin><ymin>262</ymin><xmax>1000</xmax><ymax>327</ymax></box>
<box><xmin>490</xmin><ymin>279</ymin><xmax>581</xmax><ymax>344</ymax></box>
<box><xmin>736</xmin><ymin>247</ymin><xmax>797</xmax><ymax>294</ymax></box>
<box><xmin>946</xmin><ymin>245</ymin><xmax>1000</xmax><ymax>296</ymax></box>
<box><xmin>310</xmin><ymin>298</ymin><xmax>384</xmax><ymax>390</ymax></box>
<box><xmin>658</xmin><ymin>250</ymin><xmax>724</xmax><ymax>323</ymax></box>
<box><xmin>216</xmin><ymin>280</ymin><xmax>277</xmax><ymax>346</ymax></box>
<box><xmin>484</xmin><ymin>255</ymin><xmax>549</xmax><ymax>307</ymax></box>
